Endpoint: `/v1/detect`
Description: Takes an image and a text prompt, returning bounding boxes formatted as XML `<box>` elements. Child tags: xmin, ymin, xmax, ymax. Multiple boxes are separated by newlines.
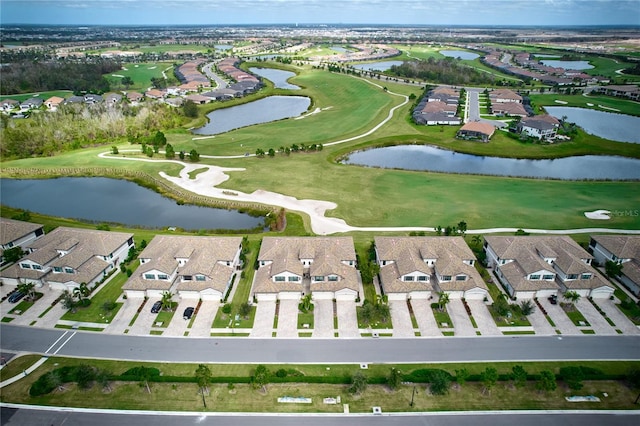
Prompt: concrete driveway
<box><xmin>527</xmin><ymin>303</ymin><xmax>556</xmax><ymax>335</ymax></box>
<box><xmin>276</xmin><ymin>299</ymin><xmax>299</xmax><ymax>338</ymax></box>
<box><xmin>410</xmin><ymin>299</ymin><xmax>442</xmax><ymax>336</ymax></box>
<box><xmin>9</xmin><ymin>289</ymin><xmax>62</xmax><ymax>327</ymax></box>
<box><xmin>593</xmin><ymin>298</ymin><xmax>640</xmax><ymax>335</ymax></box>
<box><xmin>336</xmin><ymin>300</ymin><xmax>359</xmax><ymax>338</ymax></box>
<box><xmin>389</xmin><ymin>300</ymin><xmax>415</xmax><ymax>337</ymax></box>
<box><xmin>250</xmin><ymin>300</ymin><xmax>276</xmax><ymax>337</ymax></box>
<box><xmin>446</xmin><ymin>299</ymin><xmax>476</xmax><ymax>336</ymax></box>
<box><xmin>189</xmin><ymin>300</ymin><xmax>219</xmax><ymax>337</ymax></box>
<box><xmin>575</xmin><ymin>300</ymin><xmax>617</xmax><ymax>335</ymax></box>
<box><xmin>128</xmin><ymin>297</ymin><xmax>162</xmax><ymax>336</ymax></box>
<box><xmin>162</xmin><ymin>298</ymin><xmax>194</xmax><ymax>337</ymax></box>
<box><xmin>539</xmin><ymin>298</ymin><xmax>581</xmax><ymax>335</ymax></box>
<box><xmin>312</xmin><ymin>299</ymin><xmax>335</xmax><ymax>338</ymax></box>
<box><xmin>106</xmin><ymin>297</ymin><xmax>144</xmax><ymax>334</ymax></box>
<box><xmin>467</xmin><ymin>300</ymin><xmax>502</xmax><ymax>336</ymax></box>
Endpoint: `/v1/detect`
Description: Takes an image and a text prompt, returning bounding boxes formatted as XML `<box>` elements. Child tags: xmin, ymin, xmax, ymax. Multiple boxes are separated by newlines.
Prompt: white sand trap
<box><xmin>554</xmin><ymin>100</ymin><xmax>568</xmax><ymax>104</ymax></box>
<box><xmin>587</xmin><ymin>103</ymin><xmax>594</xmax><ymax>106</ymax></box>
<box><xmin>295</xmin><ymin>107</ymin><xmax>322</xmax><ymax>120</ymax></box>
<box><xmin>111</xmin><ymin>74</ymin><xmax>125</xmax><ymax>78</ymax></box>
<box><xmin>148</xmin><ymin>66</ymin><xmax>157</xmax><ymax>69</ymax></box>
<box><xmin>584</xmin><ymin>210</ymin><xmax>611</xmax><ymax>220</ymax></box>
<box><xmin>134</xmin><ymin>65</ymin><xmax>139</xmax><ymax>67</ymax></box>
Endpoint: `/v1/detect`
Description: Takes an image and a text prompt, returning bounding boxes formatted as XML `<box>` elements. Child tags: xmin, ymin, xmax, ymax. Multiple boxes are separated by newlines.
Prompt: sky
<box><xmin>1</xmin><ymin>0</ymin><xmax>639</xmax><ymax>26</ymax></box>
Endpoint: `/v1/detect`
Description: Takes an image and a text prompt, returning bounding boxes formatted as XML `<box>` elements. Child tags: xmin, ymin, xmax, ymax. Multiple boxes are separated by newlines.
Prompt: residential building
<box><xmin>489</xmin><ymin>88</ymin><xmax>522</xmax><ymax>103</ymax></box>
<box><xmin>252</xmin><ymin>237</ymin><xmax>359</xmax><ymax>302</ymax></box>
<box><xmin>44</xmin><ymin>96</ymin><xmax>65</xmax><ymax>110</ymax></box>
<box><xmin>0</xmin><ymin>218</ymin><xmax>45</xmax><ymax>264</ymax></box>
<box><xmin>19</xmin><ymin>98</ymin><xmax>43</xmax><ymax>111</ymax></box>
<box><xmin>517</xmin><ymin>114</ymin><xmax>560</xmax><ymax>140</ymax></box>
<box><xmin>0</xmin><ymin>227</ymin><xmax>134</xmax><ymax>291</ymax></box>
<box><xmin>484</xmin><ymin>236</ymin><xmax>614</xmax><ymax>300</ymax></box>
<box><xmin>589</xmin><ymin>235</ymin><xmax>640</xmax><ymax>297</ymax></box>
<box><xmin>491</xmin><ymin>102</ymin><xmax>528</xmax><ymax>117</ymax></box>
<box><xmin>1</xmin><ymin>99</ymin><xmax>19</xmax><ymax>112</ymax></box>
<box><xmin>122</xmin><ymin>236</ymin><xmax>242</xmax><ymax>300</ymax></box>
<box><xmin>375</xmin><ymin>236</ymin><xmax>488</xmax><ymax>301</ymax></box>
<box><xmin>456</xmin><ymin>121</ymin><xmax>495</xmax><ymax>142</ymax></box>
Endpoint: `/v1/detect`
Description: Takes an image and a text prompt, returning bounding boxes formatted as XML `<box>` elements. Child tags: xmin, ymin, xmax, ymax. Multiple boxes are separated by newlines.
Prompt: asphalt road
<box><xmin>1</xmin><ymin>325</ymin><xmax>639</xmax><ymax>364</ymax></box>
<box><xmin>2</xmin><ymin>406</ymin><xmax>639</xmax><ymax>426</ymax></box>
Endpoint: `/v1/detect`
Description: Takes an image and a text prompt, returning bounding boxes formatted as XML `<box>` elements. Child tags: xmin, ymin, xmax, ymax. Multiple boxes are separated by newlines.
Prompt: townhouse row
<box><xmin>2</xmin><ymin>218</ymin><xmax>638</xmax><ymax>304</ymax></box>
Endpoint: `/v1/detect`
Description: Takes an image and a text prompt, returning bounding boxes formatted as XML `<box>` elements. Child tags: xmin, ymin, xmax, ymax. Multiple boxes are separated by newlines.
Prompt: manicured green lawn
<box><xmin>104</xmin><ymin>62</ymin><xmax>175</xmax><ymax>92</ymax></box>
<box><xmin>432</xmin><ymin>305</ymin><xmax>453</xmax><ymax>328</ymax></box>
<box><xmin>0</xmin><ymin>90</ymin><xmax>74</xmax><ymax>102</ymax></box>
<box><xmin>561</xmin><ymin>303</ymin><xmax>589</xmax><ymax>326</ymax></box>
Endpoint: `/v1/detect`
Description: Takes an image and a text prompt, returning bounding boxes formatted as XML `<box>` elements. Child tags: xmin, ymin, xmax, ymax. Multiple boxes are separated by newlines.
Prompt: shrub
<box><xmin>222</xmin><ymin>303</ymin><xmax>232</xmax><ymax>315</ymax></box>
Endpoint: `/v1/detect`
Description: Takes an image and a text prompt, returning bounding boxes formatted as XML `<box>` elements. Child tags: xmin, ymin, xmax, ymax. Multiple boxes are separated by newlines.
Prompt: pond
<box><xmin>215</xmin><ymin>44</ymin><xmax>233</xmax><ymax>50</ymax></box>
<box><xmin>192</xmin><ymin>95</ymin><xmax>311</xmax><ymax>135</ymax></box>
<box><xmin>544</xmin><ymin>106</ymin><xmax>640</xmax><ymax>144</ymax></box>
<box><xmin>249</xmin><ymin>67</ymin><xmax>300</xmax><ymax>90</ymax></box>
<box><xmin>351</xmin><ymin>61</ymin><xmax>404</xmax><ymax>72</ymax></box>
<box><xmin>440</xmin><ymin>50</ymin><xmax>480</xmax><ymax>60</ymax></box>
<box><xmin>342</xmin><ymin>145</ymin><xmax>640</xmax><ymax>180</ymax></box>
<box><xmin>540</xmin><ymin>60</ymin><xmax>593</xmax><ymax>70</ymax></box>
<box><xmin>0</xmin><ymin>178</ymin><xmax>264</xmax><ymax>231</ymax></box>
<box><xmin>330</xmin><ymin>46</ymin><xmax>349</xmax><ymax>53</ymax></box>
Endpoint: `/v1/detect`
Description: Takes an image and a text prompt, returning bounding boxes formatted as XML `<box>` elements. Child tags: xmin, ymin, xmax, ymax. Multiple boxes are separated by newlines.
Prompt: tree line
<box><xmin>388</xmin><ymin>58</ymin><xmax>495</xmax><ymax>85</ymax></box>
<box><xmin>0</xmin><ymin>59</ymin><xmax>122</xmax><ymax>95</ymax></box>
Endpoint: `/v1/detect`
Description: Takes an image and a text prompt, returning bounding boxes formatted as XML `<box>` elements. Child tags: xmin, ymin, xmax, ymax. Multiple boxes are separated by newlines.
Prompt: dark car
<box><xmin>548</xmin><ymin>294</ymin><xmax>558</xmax><ymax>305</ymax></box>
<box><xmin>8</xmin><ymin>291</ymin><xmax>26</xmax><ymax>304</ymax></box>
<box><xmin>150</xmin><ymin>301</ymin><xmax>162</xmax><ymax>313</ymax></box>
<box><xmin>183</xmin><ymin>307</ymin><xmax>195</xmax><ymax>320</ymax></box>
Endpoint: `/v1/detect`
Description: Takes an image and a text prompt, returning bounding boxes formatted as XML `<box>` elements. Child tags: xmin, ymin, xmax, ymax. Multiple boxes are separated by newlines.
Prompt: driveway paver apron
<box><xmin>410</xmin><ymin>299</ymin><xmax>442</xmax><ymax>337</ymax></box>
<box><xmin>250</xmin><ymin>299</ymin><xmax>276</xmax><ymax>338</ymax></box>
<box><xmin>389</xmin><ymin>300</ymin><xmax>415</xmax><ymax>337</ymax></box>
<box><xmin>539</xmin><ymin>298</ymin><xmax>581</xmax><ymax>335</ymax></box>
<box><xmin>575</xmin><ymin>300</ymin><xmax>617</xmax><ymax>335</ymax></box>
<box><xmin>467</xmin><ymin>300</ymin><xmax>502</xmax><ymax>336</ymax></box>
<box><xmin>447</xmin><ymin>299</ymin><xmax>475</xmax><ymax>337</ymax></box>
<box><xmin>336</xmin><ymin>300</ymin><xmax>359</xmax><ymax>338</ymax></box>
<box><xmin>312</xmin><ymin>299</ymin><xmax>335</xmax><ymax>338</ymax></box>
<box><xmin>277</xmin><ymin>299</ymin><xmax>299</xmax><ymax>338</ymax></box>
<box><xmin>189</xmin><ymin>300</ymin><xmax>220</xmax><ymax>337</ymax></box>
<box><xmin>593</xmin><ymin>298</ymin><xmax>640</xmax><ymax>335</ymax></box>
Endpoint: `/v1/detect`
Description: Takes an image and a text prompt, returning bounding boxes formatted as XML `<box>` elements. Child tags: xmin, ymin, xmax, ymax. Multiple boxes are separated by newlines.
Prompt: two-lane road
<box><xmin>1</xmin><ymin>325</ymin><xmax>639</xmax><ymax>364</ymax></box>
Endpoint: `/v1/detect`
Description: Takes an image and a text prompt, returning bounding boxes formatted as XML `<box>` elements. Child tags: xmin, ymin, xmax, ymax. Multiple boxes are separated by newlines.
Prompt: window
<box><xmin>183</xmin><ymin>275</ymin><xmax>192</xmax><ymax>281</ymax></box>
<box><xmin>441</xmin><ymin>275</ymin><xmax>451</xmax><ymax>281</ymax></box>
<box><xmin>418</xmin><ymin>276</ymin><xmax>428</xmax><ymax>281</ymax></box>
<box><xmin>20</xmin><ymin>263</ymin><xmax>31</xmax><ymax>269</ymax></box>
<box><xmin>529</xmin><ymin>274</ymin><xmax>540</xmax><ymax>280</ymax></box>
<box><xmin>404</xmin><ymin>276</ymin><xmax>414</xmax><ymax>281</ymax></box>
<box><xmin>144</xmin><ymin>273</ymin><xmax>155</xmax><ymax>280</ymax></box>
<box><xmin>328</xmin><ymin>275</ymin><xmax>338</xmax><ymax>282</ymax></box>
<box><xmin>275</xmin><ymin>276</ymin><xmax>285</xmax><ymax>282</ymax></box>
<box><xmin>567</xmin><ymin>274</ymin><xmax>578</xmax><ymax>280</ymax></box>
<box><xmin>581</xmin><ymin>273</ymin><xmax>591</xmax><ymax>280</ymax></box>
<box><xmin>456</xmin><ymin>275</ymin><xmax>466</xmax><ymax>281</ymax></box>
<box><xmin>314</xmin><ymin>276</ymin><xmax>324</xmax><ymax>281</ymax></box>
<box><xmin>157</xmin><ymin>274</ymin><xmax>168</xmax><ymax>280</ymax></box>
<box><xmin>288</xmin><ymin>276</ymin><xmax>300</xmax><ymax>282</ymax></box>
<box><xmin>64</xmin><ymin>267</ymin><xmax>73</xmax><ymax>274</ymax></box>
<box><xmin>196</xmin><ymin>275</ymin><xmax>206</xmax><ymax>281</ymax></box>
<box><xmin>32</xmin><ymin>264</ymin><xmax>42</xmax><ymax>270</ymax></box>
<box><xmin>543</xmin><ymin>274</ymin><xmax>554</xmax><ymax>280</ymax></box>
<box><xmin>53</xmin><ymin>267</ymin><xmax>62</xmax><ymax>273</ymax></box>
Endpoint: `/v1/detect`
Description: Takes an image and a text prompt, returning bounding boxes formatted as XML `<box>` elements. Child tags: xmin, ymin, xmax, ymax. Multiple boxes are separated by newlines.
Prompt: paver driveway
<box><xmin>467</xmin><ymin>300</ymin><xmax>502</xmax><ymax>336</ymax></box>
<box><xmin>162</xmin><ymin>298</ymin><xmax>194</xmax><ymax>337</ymax></box>
<box><xmin>312</xmin><ymin>299</ymin><xmax>334</xmax><ymax>338</ymax></box>
<box><xmin>277</xmin><ymin>299</ymin><xmax>299</xmax><ymax>338</ymax></box>
<box><xmin>250</xmin><ymin>299</ymin><xmax>276</xmax><ymax>337</ymax></box>
<box><xmin>106</xmin><ymin>297</ymin><xmax>143</xmax><ymax>334</ymax></box>
<box><xmin>336</xmin><ymin>300</ymin><xmax>359</xmax><ymax>338</ymax></box>
<box><xmin>10</xmin><ymin>289</ymin><xmax>62</xmax><ymax>327</ymax></box>
<box><xmin>593</xmin><ymin>298</ymin><xmax>640</xmax><ymax>335</ymax></box>
<box><xmin>189</xmin><ymin>300</ymin><xmax>219</xmax><ymax>337</ymax></box>
<box><xmin>539</xmin><ymin>298</ymin><xmax>580</xmax><ymax>335</ymax></box>
<box><xmin>389</xmin><ymin>300</ymin><xmax>415</xmax><ymax>337</ymax></box>
<box><xmin>410</xmin><ymin>299</ymin><xmax>442</xmax><ymax>336</ymax></box>
<box><xmin>527</xmin><ymin>303</ymin><xmax>556</xmax><ymax>335</ymax></box>
<box><xmin>575</xmin><ymin>300</ymin><xmax>617</xmax><ymax>335</ymax></box>
<box><xmin>128</xmin><ymin>297</ymin><xmax>162</xmax><ymax>335</ymax></box>
<box><xmin>446</xmin><ymin>299</ymin><xmax>475</xmax><ymax>336</ymax></box>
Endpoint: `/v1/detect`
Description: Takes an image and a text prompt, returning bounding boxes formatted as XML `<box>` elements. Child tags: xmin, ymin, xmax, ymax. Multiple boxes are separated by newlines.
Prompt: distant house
<box><xmin>104</xmin><ymin>93</ymin><xmax>122</xmax><ymax>104</ymax></box>
<box><xmin>202</xmin><ymin>88</ymin><xmax>240</xmax><ymax>100</ymax></box>
<box><xmin>84</xmin><ymin>94</ymin><xmax>103</xmax><ymax>104</ymax></box>
<box><xmin>252</xmin><ymin>237</ymin><xmax>359</xmax><ymax>302</ymax></box>
<box><xmin>44</xmin><ymin>96</ymin><xmax>65</xmax><ymax>110</ymax></box>
<box><xmin>594</xmin><ymin>84</ymin><xmax>640</xmax><ymax>101</ymax></box>
<box><xmin>64</xmin><ymin>96</ymin><xmax>85</xmax><ymax>105</ymax></box>
<box><xmin>517</xmin><ymin>114</ymin><xmax>560</xmax><ymax>140</ymax></box>
<box><xmin>126</xmin><ymin>91</ymin><xmax>144</xmax><ymax>104</ymax></box>
<box><xmin>456</xmin><ymin>121</ymin><xmax>495</xmax><ymax>142</ymax></box>
<box><xmin>491</xmin><ymin>102</ymin><xmax>528</xmax><ymax>117</ymax></box>
<box><xmin>0</xmin><ymin>227</ymin><xmax>134</xmax><ymax>291</ymax></box>
<box><xmin>185</xmin><ymin>94</ymin><xmax>212</xmax><ymax>105</ymax></box>
<box><xmin>164</xmin><ymin>97</ymin><xmax>184</xmax><ymax>107</ymax></box>
<box><xmin>484</xmin><ymin>236</ymin><xmax>614</xmax><ymax>300</ymax></box>
<box><xmin>0</xmin><ymin>218</ymin><xmax>45</xmax><ymax>264</ymax></box>
<box><xmin>589</xmin><ymin>235</ymin><xmax>640</xmax><ymax>297</ymax></box>
<box><xmin>489</xmin><ymin>88</ymin><xmax>522</xmax><ymax>103</ymax></box>
<box><xmin>375</xmin><ymin>236</ymin><xmax>488</xmax><ymax>301</ymax></box>
<box><xmin>145</xmin><ymin>89</ymin><xmax>166</xmax><ymax>99</ymax></box>
<box><xmin>122</xmin><ymin>236</ymin><xmax>242</xmax><ymax>300</ymax></box>
<box><xmin>1</xmin><ymin>99</ymin><xmax>19</xmax><ymax>112</ymax></box>
<box><xmin>421</xmin><ymin>100</ymin><xmax>457</xmax><ymax>117</ymax></box>
<box><xmin>19</xmin><ymin>98</ymin><xmax>43</xmax><ymax>111</ymax></box>
<box><xmin>427</xmin><ymin>87</ymin><xmax>460</xmax><ymax>105</ymax></box>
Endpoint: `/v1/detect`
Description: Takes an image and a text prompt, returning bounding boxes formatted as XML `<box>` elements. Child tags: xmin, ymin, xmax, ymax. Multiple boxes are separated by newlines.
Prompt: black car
<box><xmin>150</xmin><ymin>301</ymin><xmax>162</xmax><ymax>313</ymax></box>
<box><xmin>183</xmin><ymin>306</ymin><xmax>195</xmax><ymax>320</ymax></box>
<box><xmin>8</xmin><ymin>291</ymin><xmax>26</xmax><ymax>304</ymax></box>
<box><xmin>548</xmin><ymin>294</ymin><xmax>558</xmax><ymax>305</ymax></box>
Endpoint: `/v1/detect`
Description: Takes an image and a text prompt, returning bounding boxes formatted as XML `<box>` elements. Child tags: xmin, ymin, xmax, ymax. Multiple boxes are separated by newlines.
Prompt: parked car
<box><xmin>151</xmin><ymin>301</ymin><xmax>162</xmax><ymax>313</ymax></box>
<box><xmin>8</xmin><ymin>291</ymin><xmax>26</xmax><ymax>304</ymax></box>
<box><xmin>183</xmin><ymin>306</ymin><xmax>195</xmax><ymax>320</ymax></box>
<box><xmin>548</xmin><ymin>294</ymin><xmax>558</xmax><ymax>305</ymax></box>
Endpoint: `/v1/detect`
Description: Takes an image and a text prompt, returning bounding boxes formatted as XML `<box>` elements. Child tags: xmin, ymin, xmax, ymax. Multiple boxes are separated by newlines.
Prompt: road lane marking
<box><xmin>45</xmin><ymin>331</ymin><xmax>69</xmax><ymax>353</ymax></box>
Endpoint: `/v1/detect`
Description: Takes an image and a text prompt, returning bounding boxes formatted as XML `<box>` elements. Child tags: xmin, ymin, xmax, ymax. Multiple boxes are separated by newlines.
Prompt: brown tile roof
<box><xmin>0</xmin><ymin>218</ymin><xmax>43</xmax><ymax>246</ymax></box>
<box><xmin>591</xmin><ymin>235</ymin><xmax>640</xmax><ymax>260</ymax></box>
<box><xmin>458</xmin><ymin>121</ymin><xmax>495</xmax><ymax>137</ymax></box>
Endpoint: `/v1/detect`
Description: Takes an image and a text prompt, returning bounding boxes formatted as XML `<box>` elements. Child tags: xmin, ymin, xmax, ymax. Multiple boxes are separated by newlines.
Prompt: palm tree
<box><xmin>17</xmin><ymin>281</ymin><xmax>36</xmax><ymax>301</ymax></box>
<box><xmin>160</xmin><ymin>291</ymin><xmax>174</xmax><ymax>312</ymax></box>
<box><xmin>519</xmin><ymin>299</ymin><xmax>535</xmax><ymax>316</ymax></box>
<box><xmin>471</xmin><ymin>235</ymin><xmax>482</xmax><ymax>248</ymax></box>
<box><xmin>563</xmin><ymin>290</ymin><xmax>581</xmax><ymax>305</ymax></box>
<box><xmin>437</xmin><ymin>291</ymin><xmax>450</xmax><ymax>312</ymax></box>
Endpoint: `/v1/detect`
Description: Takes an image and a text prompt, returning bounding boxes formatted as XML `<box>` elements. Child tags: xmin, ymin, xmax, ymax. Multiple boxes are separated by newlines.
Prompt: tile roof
<box><xmin>591</xmin><ymin>235</ymin><xmax>640</xmax><ymax>260</ymax></box>
<box><xmin>0</xmin><ymin>218</ymin><xmax>43</xmax><ymax>246</ymax></box>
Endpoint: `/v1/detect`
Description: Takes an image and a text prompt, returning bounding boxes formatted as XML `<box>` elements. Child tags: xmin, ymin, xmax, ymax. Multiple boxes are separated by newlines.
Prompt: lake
<box><xmin>192</xmin><ymin>95</ymin><xmax>311</xmax><ymax>135</ymax></box>
<box><xmin>342</xmin><ymin>145</ymin><xmax>640</xmax><ymax>180</ymax></box>
<box><xmin>540</xmin><ymin>60</ymin><xmax>593</xmax><ymax>70</ymax></box>
<box><xmin>249</xmin><ymin>67</ymin><xmax>300</xmax><ymax>89</ymax></box>
<box><xmin>330</xmin><ymin>46</ymin><xmax>349</xmax><ymax>53</ymax></box>
<box><xmin>351</xmin><ymin>61</ymin><xmax>404</xmax><ymax>72</ymax></box>
<box><xmin>544</xmin><ymin>106</ymin><xmax>640</xmax><ymax>143</ymax></box>
<box><xmin>440</xmin><ymin>50</ymin><xmax>480</xmax><ymax>60</ymax></box>
<box><xmin>215</xmin><ymin>44</ymin><xmax>233</xmax><ymax>50</ymax></box>
<box><xmin>0</xmin><ymin>178</ymin><xmax>264</xmax><ymax>231</ymax></box>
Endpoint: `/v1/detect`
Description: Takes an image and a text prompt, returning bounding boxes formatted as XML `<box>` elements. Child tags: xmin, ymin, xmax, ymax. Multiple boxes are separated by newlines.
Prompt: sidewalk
<box><xmin>0</xmin><ymin>356</ymin><xmax>48</xmax><ymax>389</ymax></box>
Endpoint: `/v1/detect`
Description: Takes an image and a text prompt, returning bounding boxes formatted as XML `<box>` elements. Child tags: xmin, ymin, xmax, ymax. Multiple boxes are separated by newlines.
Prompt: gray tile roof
<box><xmin>0</xmin><ymin>218</ymin><xmax>44</xmax><ymax>246</ymax></box>
<box><xmin>591</xmin><ymin>235</ymin><xmax>640</xmax><ymax>260</ymax></box>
